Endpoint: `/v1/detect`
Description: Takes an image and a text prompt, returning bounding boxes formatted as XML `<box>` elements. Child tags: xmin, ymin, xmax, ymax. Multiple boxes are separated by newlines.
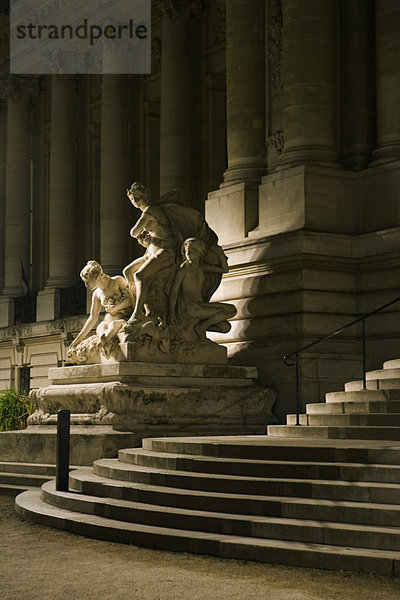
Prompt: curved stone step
<box><xmin>0</xmin><ymin>472</ymin><xmax>53</xmax><ymax>487</ymax></box>
<box><xmin>90</xmin><ymin>459</ymin><xmax>400</xmax><ymax>503</ymax></box>
<box><xmin>68</xmin><ymin>468</ymin><xmax>400</xmax><ymax>524</ymax></box>
<box><xmin>286</xmin><ymin>413</ymin><xmax>400</xmax><ymax>427</ymax></box>
<box><xmin>268</xmin><ymin>425</ymin><xmax>400</xmax><ymax>441</ymax></box>
<box><xmin>345</xmin><ymin>379</ymin><xmax>400</xmax><ymax>391</ymax></box>
<box><xmin>0</xmin><ymin>483</ymin><xmax>38</xmax><ymax>497</ymax></box>
<box><xmin>141</xmin><ymin>436</ymin><xmax>400</xmax><ymax>465</ymax></box>
<box><xmin>326</xmin><ymin>390</ymin><xmax>400</xmax><ymax>403</ymax></box>
<box><xmin>14</xmin><ymin>489</ymin><xmax>400</xmax><ymax>576</ymax></box>
<box><xmin>40</xmin><ymin>480</ymin><xmax>400</xmax><ymax>552</ymax></box>
<box><xmin>118</xmin><ymin>448</ymin><xmax>400</xmax><ymax>483</ymax></box>
<box><xmin>0</xmin><ymin>462</ymin><xmax>56</xmax><ymax>475</ymax></box>
<box><xmin>383</xmin><ymin>359</ymin><xmax>400</xmax><ymax>370</ymax></box>
<box><xmin>306</xmin><ymin>401</ymin><xmax>400</xmax><ymax>415</ymax></box>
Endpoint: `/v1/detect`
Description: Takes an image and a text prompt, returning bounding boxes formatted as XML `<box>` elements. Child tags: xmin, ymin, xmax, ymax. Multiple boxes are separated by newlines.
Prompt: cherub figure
<box><xmin>169</xmin><ymin>238</ymin><xmax>237</xmax><ymax>340</ymax></box>
<box><xmin>68</xmin><ymin>261</ymin><xmax>134</xmax><ymax>359</ymax></box>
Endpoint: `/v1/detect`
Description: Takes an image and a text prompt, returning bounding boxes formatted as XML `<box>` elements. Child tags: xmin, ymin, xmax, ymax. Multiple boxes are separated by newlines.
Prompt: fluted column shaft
<box><xmin>159</xmin><ymin>8</ymin><xmax>192</xmax><ymax>201</ymax></box>
<box><xmin>46</xmin><ymin>76</ymin><xmax>77</xmax><ymax>287</ymax></box>
<box><xmin>281</xmin><ymin>0</ymin><xmax>338</xmax><ymax>167</ymax></box>
<box><xmin>372</xmin><ymin>0</ymin><xmax>400</xmax><ymax>163</ymax></box>
<box><xmin>2</xmin><ymin>78</ymin><xmax>32</xmax><ymax>296</ymax></box>
<box><xmin>100</xmin><ymin>75</ymin><xmax>129</xmax><ymax>275</ymax></box>
<box><xmin>222</xmin><ymin>0</ymin><xmax>266</xmax><ymax>185</ymax></box>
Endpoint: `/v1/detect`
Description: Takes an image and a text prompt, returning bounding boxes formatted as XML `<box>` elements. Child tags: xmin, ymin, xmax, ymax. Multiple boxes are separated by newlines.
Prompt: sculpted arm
<box><xmin>70</xmin><ymin>292</ymin><xmax>102</xmax><ymax>347</ymax></box>
<box><xmin>130</xmin><ymin>210</ymin><xmax>151</xmax><ymax>238</ymax></box>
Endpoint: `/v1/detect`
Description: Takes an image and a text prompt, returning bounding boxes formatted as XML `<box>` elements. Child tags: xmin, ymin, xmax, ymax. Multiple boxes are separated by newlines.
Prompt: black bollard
<box><xmin>56</xmin><ymin>409</ymin><xmax>70</xmax><ymax>492</ymax></box>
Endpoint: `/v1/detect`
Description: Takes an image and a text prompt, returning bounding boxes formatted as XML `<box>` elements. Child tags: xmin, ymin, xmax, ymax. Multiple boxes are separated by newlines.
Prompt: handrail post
<box><xmin>362</xmin><ymin>319</ymin><xmax>366</xmax><ymax>390</ymax></box>
<box><xmin>56</xmin><ymin>409</ymin><xmax>70</xmax><ymax>492</ymax></box>
<box><xmin>295</xmin><ymin>353</ymin><xmax>300</xmax><ymax>426</ymax></box>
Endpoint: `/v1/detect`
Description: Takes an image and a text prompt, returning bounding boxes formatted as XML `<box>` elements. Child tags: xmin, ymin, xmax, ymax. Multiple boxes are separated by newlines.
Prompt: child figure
<box><xmin>169</xmin><ymin>238</ymin><xmax>236</xmax><ymax>340</ymax></box>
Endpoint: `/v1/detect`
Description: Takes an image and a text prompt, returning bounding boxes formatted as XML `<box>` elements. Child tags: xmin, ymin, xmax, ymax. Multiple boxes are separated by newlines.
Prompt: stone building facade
<box><xmin>0</xmin><ymin>0</ymin><xmax>400</xmax><ymax>421</ymax></box>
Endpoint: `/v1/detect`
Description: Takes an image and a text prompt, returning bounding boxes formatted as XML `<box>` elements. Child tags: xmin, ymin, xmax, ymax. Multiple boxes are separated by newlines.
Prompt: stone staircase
<box><xmin>272</xmin><ymin>357</ymin><xmax>400</xmax><ymax>440</ymax></box>
<box><xmin>14</xmin><ymin>357</ymin><xmax>400</xmax><ymax>576</ymax></box>
<box><xmin>0</xmin><ymin>462</ymin><xmax>55</xmax><ymax>496</ymax></box>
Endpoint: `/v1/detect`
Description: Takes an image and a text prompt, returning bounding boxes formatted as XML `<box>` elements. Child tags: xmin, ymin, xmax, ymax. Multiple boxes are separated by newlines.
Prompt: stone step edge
<box><xmin>0</xmin><ymin>472</ymin><xmax>54</xmax><ymax>482</ymax></box>
<box><xmin>69</xmin><ymin>469</ymin><xmax>400</xmax><ymax>511</ymax></box>
<box><xmin>118</xmin><ymin>448</ymin><xmax>400</xmax><ymax>472</ymax></box>
<box><xmin>267</xmin><ymin>425</ymin><xmax>400</xmax><ymax>436</ymax></box>
<box><xmin>0</xmin><ymin>462</ymin><xmax>81</xmax><ymax>474</ymax></box>
<box><xmin>92</xmin><ymin>459</ymin><xmax>400</xmax><ymax>490</ymax></box>
<box><xmin>42</xmin><ymin>480</ymin><xmax>400</xmax><ymax>540</ymax></box>
<box><xmin>309</xmin><ymin>401</ymin><xmax>400</xmax><ymax>411</ymax></box>
<box><xmin>286</xmin><ymin>414</ymin><xmax>400</xmax><ymax>424</ymax></box>
<box><xmin>0</xmin><ymin>484</ymin><xmax>38</xmax><ymax>496</ymax></box>
<box><xmin>14</xmin><ymin>490</ymin><xmax>400</xmax><ymax>576</ymax></box>
<box><xmin>0</xmin><ymin>461</ymin><xmax>56</xmax><ymax>470</ymax></box>
<box><xmin>141</xmin><ymin>436</ymin><xmax>400</xmax><ymax>452</ymax></box>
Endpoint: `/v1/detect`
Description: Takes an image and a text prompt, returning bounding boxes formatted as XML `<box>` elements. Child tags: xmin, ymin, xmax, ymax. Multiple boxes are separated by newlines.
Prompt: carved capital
<box><xmin>12</xmin><ymin>327</ymin><xmax>24</xmax><ymax>354</ymax></box>
<box><xmin>0</xmin><ymin>75</ymin><xmax>41</xmax><ymax>102</ymax></box>
<box><xmin>267</xmin><ymin>130</ymin><xmax>284</xmax><ymax>154</ymax></box>
<box><xmin>153</xmin><ymin>0</ymin><xmax>203</xmax><ymax>19</ymax></box>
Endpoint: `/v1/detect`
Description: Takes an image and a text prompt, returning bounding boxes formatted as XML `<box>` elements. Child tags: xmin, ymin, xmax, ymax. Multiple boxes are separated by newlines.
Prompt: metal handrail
<box><xmin>283</xmin><ymin>294</ymin><xmax>400</xmax><ymax>426</ymax></box>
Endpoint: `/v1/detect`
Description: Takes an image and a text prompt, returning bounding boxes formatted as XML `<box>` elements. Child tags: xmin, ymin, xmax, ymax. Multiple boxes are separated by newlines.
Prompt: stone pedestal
<box><xmin>28</xmin><ymin>361</ymin><xmax>277</xmax><ymax>437</ymax></box>
<box><xmin>0</xmin><ymin>426</ymin><xmax>138</xmax><ymax>466</ymax></box>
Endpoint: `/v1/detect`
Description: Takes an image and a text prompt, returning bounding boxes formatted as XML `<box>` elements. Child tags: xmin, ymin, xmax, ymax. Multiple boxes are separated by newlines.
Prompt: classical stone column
<box><xmin>281</xmin><ymin>0</ymin><xmax>338</xmax><ymax>167</ymax></box>
<box><xmin>159</xmin><ymin>0</ymin><xmax>201</xmax><ymax>201</ymax></box>
<box><xmin>99</xmin><ymin>75</ymin><xmax>129</xmax><ymax>275</ymax></box>
<box><xmin>340</xmin><ymin>0</ymin><xmax>375</xmax><ymax>170</ymax></box>
<box><xmin>372</xmin><ymin>0</ymin><xmax>400</xmax><ymax>163</ymax></box>
<box><xmin>46</xmin><ymin>75</ymin><xmax>77</xmax><ymax>288</ymax></box>
<box><xmin>0</xmin><ymin>76</ymin><xmax>38</xmax><ymax>297</ymax></box>
<box><xmin>222</xmin><ymin>0</ymin><xmax>266</xmax><ymax>186</ymax></box>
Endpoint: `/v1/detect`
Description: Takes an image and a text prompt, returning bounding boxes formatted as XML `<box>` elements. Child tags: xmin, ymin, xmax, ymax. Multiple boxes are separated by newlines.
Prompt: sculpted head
<box><xmin>127</xmin><ymin>182</ymin><xmax>152</xmax><ymax>210</ymax></box>
<box><xmin>182</xmin><ymin>238</ymin><xmax>207</xmax><ymax>264</ymax></box>
<box><xmin>80</xmin><ymin>260</ymin><xmax>104</xmax><ymax>290</ymax></box>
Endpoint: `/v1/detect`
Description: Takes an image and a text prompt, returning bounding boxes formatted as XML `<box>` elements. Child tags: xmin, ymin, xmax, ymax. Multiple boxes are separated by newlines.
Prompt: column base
<box><xmin>280</xmin><ymin>146</ymin><xmax>340</xmax><ymax>169</ymax></box>
<box><xmin>221</xmin><ymin>164</ymin><xmax>266</xmax><ymax>187</ymax></box>
<box><xmin>36</xmin><ymin>288</ymin><xmax>61</xmax><ymax>322</ymax></box>
<box><xmin>370</xmin><ymin>143</ymin><xmax>400</xmax><ymax>166</ymax></box>
<box><xmin>0</xmin><ymin>296</ymin><xmax>15</xmax><ymax>328</ymax></box>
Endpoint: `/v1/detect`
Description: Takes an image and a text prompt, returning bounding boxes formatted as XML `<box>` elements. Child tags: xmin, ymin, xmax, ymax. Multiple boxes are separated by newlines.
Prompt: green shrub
<box><xmin>0</xmin><ymin>389</ymin><xmax>34</xmax><ymax>431</ymax></box>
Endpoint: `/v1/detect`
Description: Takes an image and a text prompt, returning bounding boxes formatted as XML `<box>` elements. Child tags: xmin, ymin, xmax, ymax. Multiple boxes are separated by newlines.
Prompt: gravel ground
<box><xmin>1</xmin><ymin>494</ymin><xmax>400</xmax><ymax>600</ymax></box>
